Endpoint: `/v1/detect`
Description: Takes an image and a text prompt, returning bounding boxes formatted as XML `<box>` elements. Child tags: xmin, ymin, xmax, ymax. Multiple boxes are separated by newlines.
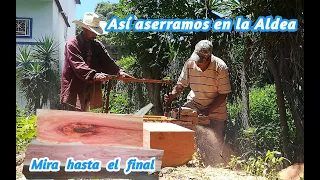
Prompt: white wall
<box><xmin>16</xmin><ymin>0</ymin><xmax>77</xmax><ymax>109</ymax></box>
<box><xmin>59</xmin><ymin>0</ymin><xmax>77</xmax><ymax>39</ymax></box>
<box><xmin>16</xmin><ymin>0</ymin><xmax>53</xmax><ymax>44</ymax></box>
<box><xmin>67</xmin><ymin>0</ymin><xmax>77</xmax><ymax>39</ymax></box>
<box><xmin>52</xmin><ymin>0</ymin><xmax>68</xmax><ymax>72</ymax></box>
<box><xmin>16</xmin><ymin>0</ymin><xmax>54</xmax><ymax>109</ymax></box>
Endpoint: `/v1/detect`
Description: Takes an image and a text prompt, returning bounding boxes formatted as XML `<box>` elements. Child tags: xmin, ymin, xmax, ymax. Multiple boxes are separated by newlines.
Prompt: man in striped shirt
<box><xmin>164</xmin><ymin>40</ymin><xmax>232</xmax><ymax>143</ymax></box>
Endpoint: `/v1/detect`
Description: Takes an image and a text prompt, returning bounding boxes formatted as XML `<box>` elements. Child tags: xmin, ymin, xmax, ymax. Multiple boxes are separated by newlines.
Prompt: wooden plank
<box><xmin>143</xmin><ymin>115</ymin><xmax>176</xmax><ymax>121</ymax></box>
<box><xmin>143</xmin><ymin>122</ymin><xmax>195</xmax><ymax>167</ymax></box>
<box><xmin>36</xmin><ymin>109</ymin><xmax>143</xmax><ymax>147</ymax></box>
<box><xmin>172</xmin><ymin>121</ymin><xmax>193</xmax><ymax>125</ymax></box>
<box><xmin>23</xmin><ymin>139</ymin><xmax>163</xmax><ymax>179</ymax></box>
<box><xmin>171</xmin><ymin>121</ymin><xmax>195</xmax><ymax>130</ymax></box>
<box><xmin>109</xmin><ymin>76</ymin><xmax>173</xmax><ymax>84</ymax></box>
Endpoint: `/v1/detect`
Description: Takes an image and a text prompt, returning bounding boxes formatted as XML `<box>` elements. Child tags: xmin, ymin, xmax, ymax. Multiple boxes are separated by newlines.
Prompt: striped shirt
<box><xmin>177</xmin><ymin>55</ymin><xmax>231</xmax><ymax>120</ymax></box>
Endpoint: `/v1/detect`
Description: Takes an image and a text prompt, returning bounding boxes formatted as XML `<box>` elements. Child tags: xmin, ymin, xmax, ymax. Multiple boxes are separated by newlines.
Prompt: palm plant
<box><xmin>16</xmin><ymin>36</ymin><xmax>60</xmax><ymax>113</ymax></box>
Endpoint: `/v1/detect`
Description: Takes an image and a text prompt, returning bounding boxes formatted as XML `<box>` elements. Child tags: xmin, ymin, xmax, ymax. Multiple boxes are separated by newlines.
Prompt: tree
<box><xmin>229</xmin><ymin>0</ymin><xmax>304</xmax><ymax>162</ymax></box>
<box><xmin>103</xmin><ymin>0</ymin><xmax>235</xmax><ymax>115</ymax></box>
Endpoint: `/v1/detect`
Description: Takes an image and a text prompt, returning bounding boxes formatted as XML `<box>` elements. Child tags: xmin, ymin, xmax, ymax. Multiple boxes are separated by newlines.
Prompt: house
<box><xmin>16</xmin><ymin>0</ymin><xmax>81</xmax><ymax>109</ymax></box>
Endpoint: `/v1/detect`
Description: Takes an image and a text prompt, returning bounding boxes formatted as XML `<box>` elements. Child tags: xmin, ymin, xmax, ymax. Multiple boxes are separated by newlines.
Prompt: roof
<box><xmin>54</xmin><ymin>0</ymin><xmax>70</xmax><ymax>27</ymax></box>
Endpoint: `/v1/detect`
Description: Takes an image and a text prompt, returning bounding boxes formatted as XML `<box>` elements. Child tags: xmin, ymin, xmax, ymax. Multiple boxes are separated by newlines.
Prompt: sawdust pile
<box><xmin>194</xmin><ymin>125</ymin><xmax>234</xmax><ymax>167</ymax></box>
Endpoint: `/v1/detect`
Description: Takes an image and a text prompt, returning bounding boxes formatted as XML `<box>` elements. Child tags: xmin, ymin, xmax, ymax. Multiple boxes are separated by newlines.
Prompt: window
<box><xmin>16</xmin><ymin>18</ymin><xmax>32</xmax><ymax>38</ymax></box>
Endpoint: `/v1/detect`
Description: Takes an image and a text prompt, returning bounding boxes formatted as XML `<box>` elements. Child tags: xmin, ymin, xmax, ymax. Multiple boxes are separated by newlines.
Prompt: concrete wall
<box><xmin>60</xmin><ymin>0</ymin><xmax>77</xmax><ymax>39</ymax></box>
<box><xmin>16</xmin><ymin>0</ymin><xmax>54</xmax><ymax>109</ymax></box>
<box><xmin>16</xmin><ymin>0</ymin><xmax>77</xmax><ymax>109</ymax></box>
<box><xmin>52</xmin><ymin>0</ymin><xmax>68</xmax><ymax>72</ymax></box>
<box><xmin>16</xmin><ymin>0</ymin><xmax>53</xmax><ymax>44</ymax></box>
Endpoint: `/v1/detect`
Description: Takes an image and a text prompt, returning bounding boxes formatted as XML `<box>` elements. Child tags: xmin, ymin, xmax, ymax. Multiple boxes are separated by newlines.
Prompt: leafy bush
<box><xmin>228</xmin><ymin>84</ymin><xmax>294</xmax><ymax>154</ymax></box>
<box><xmin>16</xmin><ymin>103</ymin><xmax>36</xmax><ymax>152</ymax></box>
<box><xmin>108</xmin><ymin>90</ymin><xmax>130</xmax><ymax>114</ymax></box>
<box><xmin>228</xmin><ymin>150</ymin><xmax>290</xmax><ymax>179</ymax></box>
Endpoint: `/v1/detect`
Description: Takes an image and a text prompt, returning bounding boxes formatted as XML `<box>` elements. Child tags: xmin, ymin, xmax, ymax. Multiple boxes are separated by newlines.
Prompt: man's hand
<box><xmin>164</xmin><ymin>93</ymin><xmax>175</xmax><ymax>104</ymax></box>
<box><xmin>164</xmin><ymin>84</ymin><xmax>184</xmax><ymax>104</ymax></box>
<box><xmin>119</xmin><ymin>71</ymin><xmax>134</xmax><ymax>79</ymax></box>
<box><xmin>93</xmin><ymin>73</ymin><xmax>113</xmax><ymax>81</ymax></box>
<box><xmin>119</xmin><ymin>71</ymin><xmax>135</xmax><ymax>83</ymax></box>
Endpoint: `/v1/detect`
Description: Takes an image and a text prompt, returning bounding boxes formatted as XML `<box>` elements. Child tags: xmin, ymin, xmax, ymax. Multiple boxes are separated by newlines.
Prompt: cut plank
<box><xmin>23</xmin><ymin>139</ymin><xmax>163</xmax><ymax>179</ymax></box>
<box><xmin>36</xmin><ymin>109</ymin><xmax>143</xmax><ymax>147</ymax></box>
<box><xmin>143</xmin><ymin>115</ymin><xmax>176</xmax><ymax>121</ymax></box>
<box><xmin>143</xmin><ymin>122</ymin><xmax>195</xmax><ymax>167</ymax></box>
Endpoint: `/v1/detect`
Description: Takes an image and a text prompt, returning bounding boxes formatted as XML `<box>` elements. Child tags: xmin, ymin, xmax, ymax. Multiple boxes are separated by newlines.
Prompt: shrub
<box><xmin>228</xmin><ymin>150</ymin><xmax>290</xmax><ymax>179</ymax></box>
<box><xmin>227</xmin><ymin>84</ymin><xmax>294</xmax><ymax>157</ymax></box>
<box><xmin>16</xmin><ymin>103</ymin><xmax>36</xmax><ymax>152</ymax></box>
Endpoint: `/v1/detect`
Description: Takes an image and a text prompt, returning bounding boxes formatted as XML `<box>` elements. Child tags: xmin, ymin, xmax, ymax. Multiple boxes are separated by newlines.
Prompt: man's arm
<box><xmin>165</xmin><ymin>61</ymin><xmax>189</xmax><ymax>103</ymax></box>
<box><xmin>206</xmin><ymin>93</ymin><xmax>228</xmax><ymax>113</ymax></box>
<box><xmin>65</xmin><ymin>42</ymin><xmax>99</xmax><ymax>83</ymax></box>
<box><xmin>165</xmin><ymin>84</ymin><xmax>185</xmax><ymax>102</ymax></box>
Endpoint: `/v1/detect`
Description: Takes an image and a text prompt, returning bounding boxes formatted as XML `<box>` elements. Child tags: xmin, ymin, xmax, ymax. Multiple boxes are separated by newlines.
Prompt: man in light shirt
<box><xmin>164</xmin><ymin>40</ymin><xmax>232</xmax><ymax>165</ymax></box>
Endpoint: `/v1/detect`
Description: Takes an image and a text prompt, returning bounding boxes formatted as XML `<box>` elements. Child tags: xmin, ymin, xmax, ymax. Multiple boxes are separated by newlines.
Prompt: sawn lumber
<box><xmin>23</xmin><ymin>139</ymin><xmax>163</xmax><ymax>179</ymax></box>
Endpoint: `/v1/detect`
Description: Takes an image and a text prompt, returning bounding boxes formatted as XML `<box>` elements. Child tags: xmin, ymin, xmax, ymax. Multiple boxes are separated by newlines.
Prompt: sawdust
<box><xmin>194</xmin><ymin>125</ymin><xmax>234</xmax><ymax>167</ymax></box>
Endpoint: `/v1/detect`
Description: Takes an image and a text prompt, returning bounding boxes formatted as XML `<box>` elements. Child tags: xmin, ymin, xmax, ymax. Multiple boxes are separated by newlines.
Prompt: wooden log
<box><xmin>36</xmin><ymin>109</ymin><xmax>143</xmax><ymax>147</ymax></box>
<box><xmin>23</xmin><ymin>139</ymin><xmax>163</xmax><ymax>179</ymax></box>
<box><xmin>198</xmin><ymin>116</ymin><xmax>211</xmax><ymax>125</ymax></box>
<box><xmin>143</xmin><ymin>122</ymin><xmax>195</xmax><ymax>167</ymax></box>
<box><xmin>179</xmin><ymin>115</ymin><xmax>198</xmax><ymax>122</ymax></box>
<box><xmin>192</xmin><ymin>116</ymin><xmax>199</xmax><ymax>125</ymax></box>
<box><xmin>179</xmin><ymin>107</ymin><xmax>198</xmax><ymax>116</ymax></box>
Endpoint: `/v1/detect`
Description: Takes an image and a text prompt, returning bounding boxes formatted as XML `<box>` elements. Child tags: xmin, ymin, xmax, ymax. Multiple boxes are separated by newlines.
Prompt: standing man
<box><xmin>60</xmin><ymin>12</ymin><xmax>133</xmax><ymax>112</ymax></box>
<box><xmin>164</xmin><ymin>40</ymin><xmax>232</xmax><ymax>166</ymax></box>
